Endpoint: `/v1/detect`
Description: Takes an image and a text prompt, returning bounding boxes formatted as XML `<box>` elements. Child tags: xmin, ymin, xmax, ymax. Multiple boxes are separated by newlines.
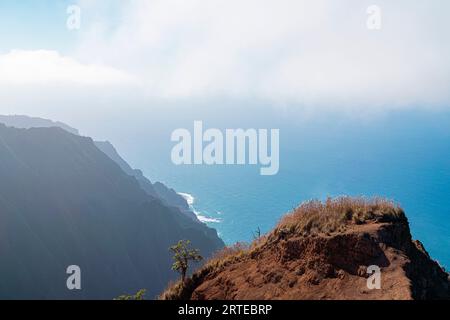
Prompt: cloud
<box><xmin>0</xmin><ymin>50</ymin><xmax>137</xmax><ymax>86</ymax></box>
<box><xmin>69</xmin><ymin>0</ymin><xmax>450</xmax><ymax>111</ymax></box>
<box><xmin>1</xmin><ymin>0</ymin><xmax>450</xmax><ymax>116</ymax></box>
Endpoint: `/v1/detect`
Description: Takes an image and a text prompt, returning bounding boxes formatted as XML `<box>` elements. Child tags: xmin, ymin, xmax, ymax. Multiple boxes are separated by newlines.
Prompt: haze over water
<box><xmin>1</xmin><ymin>0</ymin><xmax>449</xmax><ymax>271</ymax></box>
<box><xmin>117</xmin><ymin>108</ymin><xmax>450</xmax><ymax>270</ymax></box>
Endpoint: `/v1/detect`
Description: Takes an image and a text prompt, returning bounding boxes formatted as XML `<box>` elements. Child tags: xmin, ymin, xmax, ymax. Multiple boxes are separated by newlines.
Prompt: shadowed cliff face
<box><xmin>0</xmin><ymin>124</ymin><xmax>223</xmax><ymax>299</ymax></box>
<box><xmin>0</xmin><ymin>115</ymin><xmax>196</xmax><ymax>221</ymax></box>
<box><xmin>161</xmin><ymin>198</ymin><xmax>450</xmax><ymax>300</ymax></box>
<box><xmin>94</xmin><ymin>141</ymin><xmax>198</xmax><ymax>221</ymax></box>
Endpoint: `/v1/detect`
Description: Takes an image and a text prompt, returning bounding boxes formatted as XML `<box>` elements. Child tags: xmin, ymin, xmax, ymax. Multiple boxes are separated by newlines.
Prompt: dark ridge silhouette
<box><xmin>0</xmin><ymin>123</ymin><xmax>223</xmax><ymax>299</ymax></box>
<box><xmin>0</xmin><ymin>114</ymin><xmax>79</xmax><ymax>135</ymax></box>
<box><xmin>0</xmin><ymin>114</ymin><xmax>197</xmax><ymax>221</ymax></box>
<box><xmin>94</xmin><ymin>141</ymin><xmax>198</xmax><ymax>221</ymax></box>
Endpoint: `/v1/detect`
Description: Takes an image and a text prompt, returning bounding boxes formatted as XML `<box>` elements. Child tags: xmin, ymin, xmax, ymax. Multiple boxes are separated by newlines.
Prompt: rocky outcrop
<box><xmin>161</xmin><ymin>198</ymin><xmax>449</xmax><ymax>300</ymax></box>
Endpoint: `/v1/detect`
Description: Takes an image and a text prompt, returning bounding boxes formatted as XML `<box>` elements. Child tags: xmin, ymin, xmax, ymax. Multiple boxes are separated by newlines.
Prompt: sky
<box><xmin>0</xmin><ymin>1</ymin><xmax>449</xmax><ymax>269</ymax></box>
<box><xmin>0</xmin><ymin>0</ymin><xmax>450</xmax><ymax>134</ymax></box>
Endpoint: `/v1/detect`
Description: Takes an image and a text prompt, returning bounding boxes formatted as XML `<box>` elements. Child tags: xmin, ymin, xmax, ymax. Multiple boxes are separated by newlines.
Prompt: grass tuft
<box><xmin>277</xmin><ymin>196</ymin><xmax>405</xmax><ymax>236</ymax></box>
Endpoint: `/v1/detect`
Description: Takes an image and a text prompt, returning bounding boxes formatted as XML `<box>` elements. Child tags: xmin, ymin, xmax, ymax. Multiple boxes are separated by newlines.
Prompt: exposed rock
<box><xmin>161</xmin><ymin>198</ymin><xmax>449</xmax><ymax>300</ymax></box>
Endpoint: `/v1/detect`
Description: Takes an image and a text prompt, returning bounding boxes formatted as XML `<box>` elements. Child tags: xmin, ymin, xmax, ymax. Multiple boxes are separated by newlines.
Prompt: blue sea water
<box><xmin>121</xmin><ymin>108</ymin><xmax>450</xmax><ymax>269</ymax></box>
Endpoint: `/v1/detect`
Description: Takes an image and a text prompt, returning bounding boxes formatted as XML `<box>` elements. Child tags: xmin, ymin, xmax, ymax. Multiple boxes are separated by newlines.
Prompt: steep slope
<box><xmin>94</xmin><ymin>141</ymin><xmax>197</xmax><ymax>221</ymax></box>
<box><xmin>161</xmin><ymin>198</ymin><xmax>450</xmax><ymax>300</ymax></box>
<box><xmin>0</xmin><ymin>115</ymin><xmax>203</xmax><ymax>226</ymax></box>
<box><xmin>0</xmin><ymin>115</ymin><xmax>197</xmax><ymax>221</ymax></box>
<box><xmin>0</xmin><ymin>124</ymin><xmax>223</xmax><ymax>299</ymax></box>
<box><xmin>0</xmin><ymin>115</ymin><xmax>79</xmax><ymax>135</ymax></box>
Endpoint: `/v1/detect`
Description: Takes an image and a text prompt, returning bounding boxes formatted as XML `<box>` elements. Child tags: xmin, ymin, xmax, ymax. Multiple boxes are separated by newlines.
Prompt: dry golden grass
<box><xmin>277</xmin><ymin>196</ymin><xmax>405</xmax><ymax>236</ymax></box>
<box><xmin>159</xmin><ymin>243</ymin><xmax>251</xmax><ymax>300</ymax></box>
<box><xmin>159</xmin><ymin>279</ymin><xmax>184</xmax><ymax>300</ymax></box>
<box><xmin>210</xmin><ymin>242</ymin><xmax>249</xmax><ymax>262</ymax></box>
<box><xmin>160</xmin><ymin>197</ymin><xmax>406</xmax><ymax>299</ymax></box>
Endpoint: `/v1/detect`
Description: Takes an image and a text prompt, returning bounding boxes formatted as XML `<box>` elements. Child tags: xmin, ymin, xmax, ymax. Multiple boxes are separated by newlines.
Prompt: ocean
<box><xmin>117</xmin><ymin>108</ymin><xmax>450</xmax><ymax>269</ymax></box>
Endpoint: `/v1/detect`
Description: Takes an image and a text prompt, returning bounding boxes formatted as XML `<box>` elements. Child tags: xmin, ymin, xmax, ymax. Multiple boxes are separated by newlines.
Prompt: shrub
<box><xmin>115</xmin><ymin>289</ymin><xmax>147</xmax><ymax>300</ymax></box>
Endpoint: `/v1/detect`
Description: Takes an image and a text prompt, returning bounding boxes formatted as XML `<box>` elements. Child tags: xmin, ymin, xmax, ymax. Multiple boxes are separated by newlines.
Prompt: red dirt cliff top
<box><xmin>161</xmin><ymin>197</ymin><xmax>450</xmax><ymax>300</ymax></box>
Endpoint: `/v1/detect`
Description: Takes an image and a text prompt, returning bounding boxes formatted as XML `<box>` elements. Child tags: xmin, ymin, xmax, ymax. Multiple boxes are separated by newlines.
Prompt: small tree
<box><xmin>252</xmin><ymin>227</ymin><xmax>261</xmax><ymax>241</ymax></box>
<box><xmin>170</xmin><ymin>240</ymin><xmax>203</xmax><ymax>283</ymax></box>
